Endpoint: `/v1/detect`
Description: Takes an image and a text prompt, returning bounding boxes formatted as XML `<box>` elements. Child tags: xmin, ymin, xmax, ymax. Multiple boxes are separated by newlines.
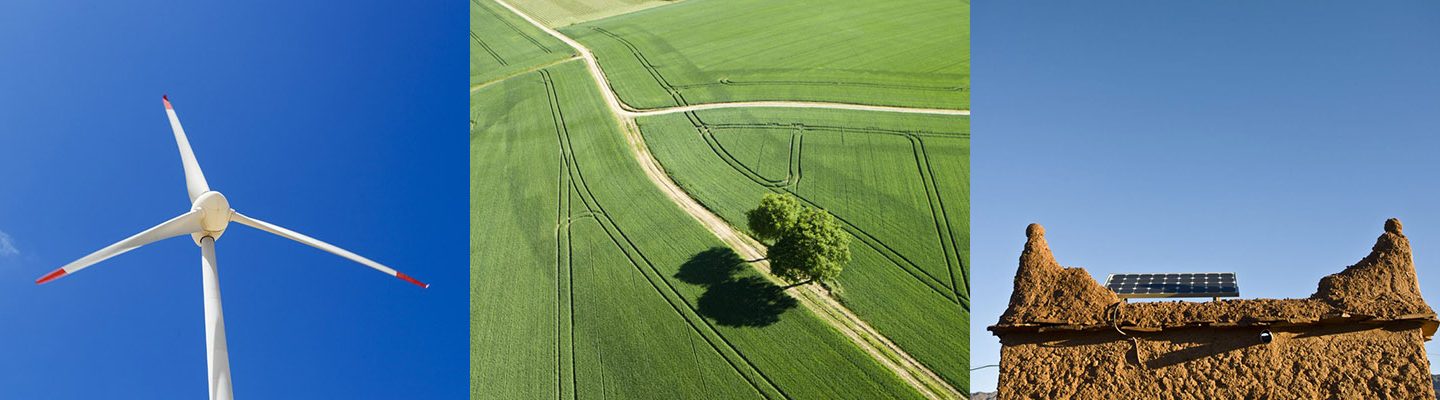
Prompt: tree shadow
<box><xmin>676</xmin><ymin>247</ymin><xmax>797</xmax><ymax>328</ymax></box>
<box><xmin>675</xmin><ymin>247</ymin><xmax>747</xmax><ymax>286</ymax></box>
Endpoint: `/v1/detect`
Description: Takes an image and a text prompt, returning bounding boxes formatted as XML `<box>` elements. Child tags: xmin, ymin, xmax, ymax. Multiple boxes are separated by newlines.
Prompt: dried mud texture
<box><xmin>997</xmin><ymin>322</ymin><xmax>1436</xmax><ymax>399</ymax></box>
<box><xmin>995</xmin><ymin>219</ymin><xmax>1439</xmax><ymax>330</ymax></box>
<box><xmin>996</xmin><ymin>224</ymin><xmax>1117</xmax><ymax>326</ymax></box>
<box><xmin>1312</xmin><ymin>218</ymin><xmax>1435</xmax><ymax>318</ymax></box>
<box><xmin>1115</xmin><ymin>298</ymin><xmax>1336</xmax><ymax>329</ymax></box>
<box><xmin>991</xmin><ymin>219</ymin><xmax>1440</xmax><ymax>399</ymax></box>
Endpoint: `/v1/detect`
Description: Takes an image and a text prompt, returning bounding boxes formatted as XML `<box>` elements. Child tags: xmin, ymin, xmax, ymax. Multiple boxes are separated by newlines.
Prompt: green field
<box><xmin>472</xmin><ymin>61</ymin><xmax>926</xmax><ymax>399</ymax></box>
<box><xmin>561</xmin><ymin>0</ymin><xmax>970</xmax><ymax>110</ymax></box>
<box><xmin>474</xmin><ymin>0</ymin><xmax>969</xmax><ymax>397</ymax></box>
<box><xmin>471</xmin><ymin>0</ymin><xmax>577</xmax><ymax>86</ymax></box>
<box><xmin>637</xmin><ymin>109</ymin><xmax>970</xmax><ymax>390</ymax></box>
<box><xmin>507</xmin><ymin>0</ymin><xmax>679</xmax><ymax>28</ymax></box>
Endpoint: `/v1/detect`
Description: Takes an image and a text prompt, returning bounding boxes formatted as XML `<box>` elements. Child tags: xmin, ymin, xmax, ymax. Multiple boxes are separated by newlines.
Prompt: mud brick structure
<box><xmin>989</xmin><ymin>219</ymin><xmax>1439</xmax><ymax>399</ymax></box>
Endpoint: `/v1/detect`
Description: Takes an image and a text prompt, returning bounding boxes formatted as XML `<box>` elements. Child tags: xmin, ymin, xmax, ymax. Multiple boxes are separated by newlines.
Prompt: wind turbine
<box><xmin>36</xmin><ymin>95</ymin><xmax>428</xmax><ymax>400</ymax></box>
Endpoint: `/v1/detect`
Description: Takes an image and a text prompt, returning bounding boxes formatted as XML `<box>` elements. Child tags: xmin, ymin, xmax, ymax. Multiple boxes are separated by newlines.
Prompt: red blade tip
<box><xmin>396</xmin><ymin>272</ymin><xmax>429</xmax><ymax>289</ymax></box>
<box><xmin>36</xmin><ymin>268</ymin><xmax>67</xmax><ymax>285</ymax></box>
<box><xmin>162</xmin><ymin>95</ymin><xmax>173</xmax><ymax>110</ymax></box>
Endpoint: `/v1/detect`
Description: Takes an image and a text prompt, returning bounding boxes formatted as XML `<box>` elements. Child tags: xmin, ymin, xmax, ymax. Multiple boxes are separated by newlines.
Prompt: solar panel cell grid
<box><xmin>1104</xmin><ymin>272</ymin><xmax>1239</xmax><ymax>298</ymax></box>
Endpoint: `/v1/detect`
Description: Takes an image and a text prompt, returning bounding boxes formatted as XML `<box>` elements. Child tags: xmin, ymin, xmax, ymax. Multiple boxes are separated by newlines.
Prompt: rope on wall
<box><xmin>1106</xmin><ymin>301</ymin><xmax>1147</xmax><ymax>371</ymax></box>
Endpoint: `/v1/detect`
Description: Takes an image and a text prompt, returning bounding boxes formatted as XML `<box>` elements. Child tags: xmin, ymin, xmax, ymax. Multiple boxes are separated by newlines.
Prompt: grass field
<box><xmin>636</xmin><ymin>108</ymin><xmax>971</xmax><ymax>390</ymax></box>
<box><xmin>471</xmin><ymin>61</ymin><xmax>927</xmax><ymax>399</ymax></box>
<box><xmin>561</xmin><ymin>0</ymin><xmax>969</xmax><ymax>110</ymax></box>
<box><xmin>471</xmin><ymin>0</ymin><xmax>577</xmax><ymax>86</ymax></box>
<box><xmin>507</xmin><ymin>0</ymin><xmax>680</xmax><ymax>28</ymax></box>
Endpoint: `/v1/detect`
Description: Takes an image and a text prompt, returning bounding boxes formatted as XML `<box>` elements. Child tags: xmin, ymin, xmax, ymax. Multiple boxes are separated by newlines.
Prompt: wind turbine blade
<box><xmin>37</xmin><ymin>210</ymin><xmax>205</xmax><ymax>284</ymax></box>
<box><xmin>163</xmin><ymin>95</ymin><xmax>211</xmax><ymax>201</ymax></box>
<box><xmin>229</xmin><ymin>211</ymin><xmax>429</xmax><ymax>288</ymax></box>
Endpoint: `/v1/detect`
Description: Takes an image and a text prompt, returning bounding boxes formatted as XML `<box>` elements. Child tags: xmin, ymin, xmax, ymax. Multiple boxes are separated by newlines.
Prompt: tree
<box><xmin>746</xmin><ymin>193</ymin><xmax>803</xmax><ymax>243</ymax></box>
<box><xmin>764</xmin><ymin>206</ymin><xmax>852</xmax><ymax>287</ymax></box>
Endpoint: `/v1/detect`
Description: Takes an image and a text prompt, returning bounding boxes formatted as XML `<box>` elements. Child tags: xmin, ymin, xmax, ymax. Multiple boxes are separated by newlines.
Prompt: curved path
<box><xmin>488</xmin><ymin>1</ymin><xmax>967</xmax><ymax>398</ymax></box>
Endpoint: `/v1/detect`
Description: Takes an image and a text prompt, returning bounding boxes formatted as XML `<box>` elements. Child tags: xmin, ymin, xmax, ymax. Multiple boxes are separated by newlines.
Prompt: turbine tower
<box><xmin>36</xmin><ymin>95</ymin><xmax>428</xmax><ymax>400</ymax></box>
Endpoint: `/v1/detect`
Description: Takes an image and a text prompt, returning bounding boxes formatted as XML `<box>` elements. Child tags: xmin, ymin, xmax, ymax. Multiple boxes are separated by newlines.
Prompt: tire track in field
<box><xmin>473</xmin><ymin>57</ymin><xmax>582</xmax><ymax>93</ymax></box>
<box><xmin>472</xmin><ymin>32</ymin><xmax>509</xmax><ymax>66</ymax></box>
<box><xmin>689</xmin><ymin>117</ymin><xmax>968</xmax><ymax>306</ymax></box>
<box><xmin>697</xmin><ymin>125</ymin><xmax>788</xmax><ymax>187</ymax></box>
<box><xmin>707</xmin><ymin>123</ymin><xmax>968</xmax><ymax>139</ymax></box>
<box><xmin>474</xmin><ymin>0</ymin><xmax>555</xmax><ymax>54</ymax></box>
<box><xmin>550</xmin><ymin>73</ymin><xmax>576</xmax><ymax>400</ymax></box>
<box><xmin>693</xmin><ymin>123</ymin><xmax>965</xmax><ymax>305</ymax></box>
<box><xmin>540</xmin><ymin>70</ymin><xmax>787</xmax><ymax>400</ymax></box>
<box><xmin>694</xmin><ymin>123</ymin><xmax>953</xmax><ymax>297</ymax></box>
<box><xmin>915</xmin><ymin>137</ymin><xmax>970</xmax><ymax>297</ymax></box>
<box><xmin>591</xmin><ymin>27</ymin><xmax>691</xmax><ymax>107</ymax></box>
<box><xmin>789</xmin><ymin>127</ymin><xmax>803</xmax><ymax>190</ymax></box>
<box><xmin>672</xmin><ymin>79</ymin><xmax>966</xmax><ymax>93</ymax></box>
<box><xmin>698</xmin><ymin>123</ymin><xmax>804</xmax><ymax>188</ymax></box>
<box><xmin>909</xmin><ymin>136</ymin><xmax>967</xmax><ymax>303</ymax></box>
<box><xmin>591</xmin><ymin>28</ymin><xmax>965</xmax><ymax>106</ymax></box>
<box><xmin>624</xmin><ymin>112</ymin><xmax>966</xmax><ymax>400</ymax></box>
<box><xmin>487</xmin><ymin>0</ymin><xmax>968</xmax><ymax>118</ymax></box>
<box><xmin>491</xmin><ymin>0</ymin><xmax>967</xmax><ymax>397</ymax></box>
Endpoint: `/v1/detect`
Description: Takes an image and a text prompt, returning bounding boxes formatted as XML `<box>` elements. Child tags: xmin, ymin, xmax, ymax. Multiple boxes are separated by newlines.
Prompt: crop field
<box><xmin>475</xmin><ymin>0</ymin><xmax>969</xmax><ymax>396</ymax></box>
<box><xmin>471</xmin><ymin>61</ymin><xmax>926</xmax><ymax>399</ymax></box>
<box><xmin>636</xmin><ymin>108</ymin><xmax>970</xmax><ymax>390</ymax></box>
<box><xmin>507</xmin><ymin>0</ymin><xmax>680</xmax><ymax>28</ymax></box>
<box><xmin>561</xmin><ymin>0</ymin><xmax>969</xmax><ymax>110</ymax></box>
<box><xmin>471</xmin><ymin>0</ymin><xmax>577</xmax><ymax>86</ymax></box>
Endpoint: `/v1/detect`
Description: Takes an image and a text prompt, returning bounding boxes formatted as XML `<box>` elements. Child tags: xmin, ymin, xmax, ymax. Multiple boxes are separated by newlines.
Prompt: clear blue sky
<box><xmin>0</xmin><ymin>1</ymin><xmax>465</xmax><ymax>398</ymax></box>
<box><xmin>971</xmin><ymin>1</ymin><xmax>1440</xmax><ymax>392</ymax></box>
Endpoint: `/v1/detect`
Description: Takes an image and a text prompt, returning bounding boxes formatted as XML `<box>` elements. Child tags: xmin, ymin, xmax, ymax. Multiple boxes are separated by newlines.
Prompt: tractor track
<box><xmin>590</xmin><ymin>26</ymin><xmax>966</xmax><ymax>107</ymax></box>
<box><xmin>670</xmin><ymin>79</ymin><xmax>966</xmax><ymax>93</ymax></box>
<box><xmin>540</xmin><ymin>70</ymin><xmax>788</xmax><ymax>400</ymax></box>
<box><xmin>472</xmin><ymin>32</ymin><xmax>509</xmax><ymax>66</ymax></box>
<box><xmin>488</xmin><ymin>0</ymin><xmax>969</xmax><ymax>398</ymax></box>
<box><xmin>474</xmin><ymin>0</ymin><xmax>555</xmax><ymax>54</ymax></box>
<box><xmin>683</xmin><ymin>115</ymin><xmax>970</xmax><ymax>305</ymax></box>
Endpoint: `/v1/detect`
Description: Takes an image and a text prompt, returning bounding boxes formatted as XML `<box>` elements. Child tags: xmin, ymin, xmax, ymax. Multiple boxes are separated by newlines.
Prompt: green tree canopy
<box><xmin>756</xmin><ymin>199</ymin><xmax>852</xmax><ymax>287</ymax></box>
<box><xmin>746</xmin><ymin>193</ymin><xmax>803</xmax><ymax>243</ymax></box>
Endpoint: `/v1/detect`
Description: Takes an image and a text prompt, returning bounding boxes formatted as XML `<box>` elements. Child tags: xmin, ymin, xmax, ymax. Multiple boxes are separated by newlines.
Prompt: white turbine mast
<box><xmin>37</xmin><ymin>95</ymin><xmax>428</xmax><ymax>400</ymax></box>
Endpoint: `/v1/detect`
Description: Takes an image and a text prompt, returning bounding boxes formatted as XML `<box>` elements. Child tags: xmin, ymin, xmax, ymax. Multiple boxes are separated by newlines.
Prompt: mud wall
<box><xmin>991</xmin><ymin>219</ymin><xmax>1438</xmax><ymax>399</ymax></box>
<box><xmin>998</xmin><ymin>322</ymin><xmax>1434</xmax><ymax>399</ymax></box>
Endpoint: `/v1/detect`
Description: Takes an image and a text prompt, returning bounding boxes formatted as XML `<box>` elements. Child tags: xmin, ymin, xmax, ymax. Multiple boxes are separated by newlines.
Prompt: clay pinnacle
<box><xmin>1386</xmin><ymin>218</ymin><xmax>1403</xmax><ymax>234</ymax></box>
<box><xmin>1026</xmin><ymin>223</ymin><xmax>1045</xmax><ymax>239</ymax></box>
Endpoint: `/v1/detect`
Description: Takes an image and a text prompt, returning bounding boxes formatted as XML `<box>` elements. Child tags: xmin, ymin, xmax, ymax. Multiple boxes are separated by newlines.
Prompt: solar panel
<box><xmin>1104</xmin><ymin>272</ymin><xmax>1239</xmax><ymax>299</ymax></box>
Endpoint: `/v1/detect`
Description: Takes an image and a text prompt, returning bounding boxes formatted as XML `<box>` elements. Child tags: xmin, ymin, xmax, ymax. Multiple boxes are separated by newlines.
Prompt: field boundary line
<box><xmin>491</xmin><ymin>0</ymin><xmax>968</xmax><ymax>397</ymax></box>
<box><xmin>473</xmin><ymin>56</ymin><xmax>582</xmax><ymax>93</ymax></box>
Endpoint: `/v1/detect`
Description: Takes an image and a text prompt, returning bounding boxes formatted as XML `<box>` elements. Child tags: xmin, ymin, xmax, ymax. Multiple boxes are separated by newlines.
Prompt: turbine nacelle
<box><xmin>192</xmin><ymin>191</ymin><xmax>231</xmax><ymax>244</ymax></box>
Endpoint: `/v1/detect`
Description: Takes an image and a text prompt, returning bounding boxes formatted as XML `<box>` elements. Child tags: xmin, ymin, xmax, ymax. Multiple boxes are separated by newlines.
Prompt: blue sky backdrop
<box><xmin>0</xmin><ymin>1</ymin><xmax>465</xmax><ymax>398</ymax></box>
<box><xmin>971</xmin><ymin>1</ymin><xmax>1440</xmax><ymax>392</ymax></box>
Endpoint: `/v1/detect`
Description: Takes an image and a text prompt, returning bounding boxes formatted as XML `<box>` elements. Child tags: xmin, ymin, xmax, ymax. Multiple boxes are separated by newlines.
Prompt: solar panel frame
<box><xmin>1104</xmin><ymin>272</ymin><xmax>1239</xmax><ymax>299</ymax></box>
